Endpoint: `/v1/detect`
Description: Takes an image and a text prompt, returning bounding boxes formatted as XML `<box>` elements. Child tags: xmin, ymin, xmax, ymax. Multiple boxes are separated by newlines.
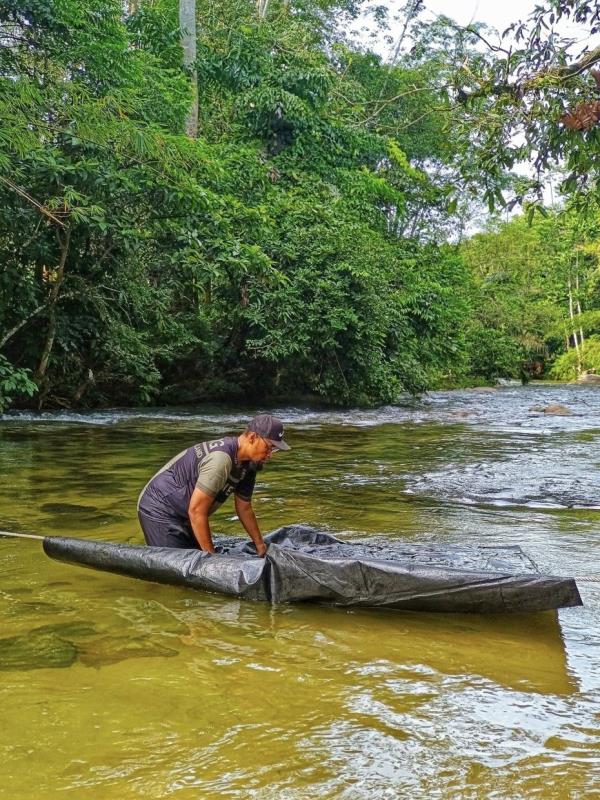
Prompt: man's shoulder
<box><xmin>194</xmin><ymin>441</ymin><xmax>234</xmax><ymax>467</ymax></box>
<box><xmin>206</xmin><ymin>449</ymin><xmax>233</xmax><ymax>464</ymax></box>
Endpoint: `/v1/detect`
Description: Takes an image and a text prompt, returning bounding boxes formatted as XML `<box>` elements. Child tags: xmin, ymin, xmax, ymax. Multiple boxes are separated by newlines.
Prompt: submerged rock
<box><xmin>78</xmin><ymin>635</ymin><xmax>178</xmax><ymax>668</ymax></box>
<box><xmin>0</xmin><ymin>621</ymin><xmax>177</xmax><ymax>671</ymax></box>
<box><xmin>530</xmin><ymin>404</ymin><xmax>572</xmax><ymax>415</ymax></box>
<box><xmin>577</xmin><ymin>373</ymin><xmax>600</xmax><ymax>384</ymax></box>
<box><xmin>0</xmin><ymin>630</ymin><xmax>77</xmax><ymax>671</ymax></box>
<box><xmin>8</xmin><ymin>601</ymin><xmax>62</xmax><ymax>616</ymax></box>
<box><xmin>496</xmin><ymin>379</ymin><xmax>521</xmax><ymax>386</ymax></box>
<box><xmin>33</xmin><ymin>622</ymin><xmax>97</xmax><ymax>639</ymax></box>
<box><xmin>39</xmin><ymin>502</ymin><xmax>126</xmax><ymax>528</ymax></box>
<box><xmin>40</xmin><ymin>503</ymin><xmax>98</xmax><ymax>514</ymax></box>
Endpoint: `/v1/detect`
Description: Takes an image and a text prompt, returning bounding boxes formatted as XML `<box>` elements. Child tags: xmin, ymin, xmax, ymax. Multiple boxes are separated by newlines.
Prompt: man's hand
<box><xmin>235</xmin><ymin>495</ymin><xmax>267</xmax><ymax>557</ymax></box>
<box><xmin>255</xmin><ymin>539</ymin><xmax>268</xmax><ymax>558</ymax></box>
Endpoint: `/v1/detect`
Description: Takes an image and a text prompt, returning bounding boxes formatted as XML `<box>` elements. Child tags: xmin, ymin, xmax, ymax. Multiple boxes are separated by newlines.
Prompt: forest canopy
<box><xmin>1</xmin><ymin>0</ymin><xmax>599</xmax><ymax>409</ymax></box>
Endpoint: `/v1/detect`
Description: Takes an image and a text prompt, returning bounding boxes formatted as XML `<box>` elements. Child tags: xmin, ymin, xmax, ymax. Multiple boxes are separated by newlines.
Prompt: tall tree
<box><xmin>180</xmin><ymin>0</ymin><xmax>198</xmax><ymax>137</ymax></box>
<box><xmin>0</xmin><ymin>0</ymin><xmax>480</xmax><ymax>409</ymax></box>
<box><xmin>435</xmin><ymin>1</ymin><xmax>600</xmax><ymax>212</ymax></box>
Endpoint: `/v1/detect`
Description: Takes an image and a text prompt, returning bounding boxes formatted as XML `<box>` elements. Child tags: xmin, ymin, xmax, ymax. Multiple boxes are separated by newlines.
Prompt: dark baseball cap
<box><xmin>246</xmin><ymin>414</ymin><xmax>291</xmax><ymax>450</ymax></box>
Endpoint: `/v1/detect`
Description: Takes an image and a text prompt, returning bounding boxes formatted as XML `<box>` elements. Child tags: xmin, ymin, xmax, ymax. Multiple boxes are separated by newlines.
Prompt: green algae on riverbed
<box><xmin>0</xmin><ymin>621</ymin><xmax>181</xmax><ymax>671</ymax></box>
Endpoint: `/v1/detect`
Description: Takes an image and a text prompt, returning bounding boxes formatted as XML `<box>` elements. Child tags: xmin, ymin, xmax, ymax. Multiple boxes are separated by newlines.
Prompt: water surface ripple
<box><xmin>0</xmin><ymin>385</ymin><xmax>598</xmax><ymax>799</ymax></box>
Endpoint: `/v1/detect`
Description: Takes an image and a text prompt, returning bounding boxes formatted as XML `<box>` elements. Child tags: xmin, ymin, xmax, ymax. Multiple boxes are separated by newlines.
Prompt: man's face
<box><xmin>246</xmin><ymin>433</ymin><xmax>276</xmax><ymax>469</ymax></box>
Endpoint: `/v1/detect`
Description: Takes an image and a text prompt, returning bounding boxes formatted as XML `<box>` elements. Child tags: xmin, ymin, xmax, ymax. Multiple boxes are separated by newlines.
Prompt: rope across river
<box><xmin>0</xmin><ymin>530</ymin><xmax>45</xmax><ymax>541</ymax></box>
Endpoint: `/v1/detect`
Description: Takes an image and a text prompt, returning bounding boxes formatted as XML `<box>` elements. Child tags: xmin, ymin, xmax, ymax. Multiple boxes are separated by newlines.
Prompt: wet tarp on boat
<box><xmin>43</xmin><ymin>524</ymin><xmax>582</xmax><ymax>613</ymax></box>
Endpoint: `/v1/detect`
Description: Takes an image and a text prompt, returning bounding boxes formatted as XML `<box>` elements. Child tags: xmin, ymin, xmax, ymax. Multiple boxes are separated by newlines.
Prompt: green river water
<box><xmin>0</xmin><ymin>385</ymin><xmax>598</xmax><ymax>799</ymax></box>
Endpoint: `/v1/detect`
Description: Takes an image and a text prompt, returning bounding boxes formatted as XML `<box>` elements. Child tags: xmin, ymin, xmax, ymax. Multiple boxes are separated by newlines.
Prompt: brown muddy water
<box><xmin>0</xmin><ymin>385</ymin><xmax>598</xmax><ymax>799</ymax></box>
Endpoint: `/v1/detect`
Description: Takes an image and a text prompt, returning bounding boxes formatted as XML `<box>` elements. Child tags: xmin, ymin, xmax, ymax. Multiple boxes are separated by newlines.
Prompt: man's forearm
<box><xmin>188</xmin><ymin>510</ymin><xmax>215</xmax><ymax>552</ymax></box>
<box><xmin>237</xmin><ymin>504</ymin><xmax>264</xmax><ymax>548</ymax></box>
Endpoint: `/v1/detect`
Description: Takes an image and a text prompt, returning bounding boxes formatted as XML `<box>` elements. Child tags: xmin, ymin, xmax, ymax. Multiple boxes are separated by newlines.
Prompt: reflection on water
<box><xmin>0</xmin><ymin>385</ymin><xmax>599</xmax><ymax>799</ymax></box>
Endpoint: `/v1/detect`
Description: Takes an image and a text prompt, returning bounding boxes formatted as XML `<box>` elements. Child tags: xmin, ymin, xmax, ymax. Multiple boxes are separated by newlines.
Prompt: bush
<box><xmin>0</xmin><ymin>355</ymin><xmax>37</xmax><ymax>412</ymax></box>
<box><xmin>465</xmin><ymin>322</ymin><xmax>523</xmax><ymax>381</ymax></box>
<box><xmin>549</xmin><ymin>336</ymin><xmax>600</xmax><ymax>381</ymax></box>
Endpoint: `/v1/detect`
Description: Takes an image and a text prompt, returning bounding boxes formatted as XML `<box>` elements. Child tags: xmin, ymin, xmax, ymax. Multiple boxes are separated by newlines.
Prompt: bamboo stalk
<box><xmin>0</xmin><ymin>176</ymin><xmax>66</xmax><ymax>227</ymax></box>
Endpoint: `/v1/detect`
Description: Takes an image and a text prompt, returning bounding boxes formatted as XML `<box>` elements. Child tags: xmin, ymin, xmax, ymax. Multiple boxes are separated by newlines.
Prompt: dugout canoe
<box><xmin>41</xmin><ymin>524</ymin><xmax>582</xmax><ymax>613</ymax></box>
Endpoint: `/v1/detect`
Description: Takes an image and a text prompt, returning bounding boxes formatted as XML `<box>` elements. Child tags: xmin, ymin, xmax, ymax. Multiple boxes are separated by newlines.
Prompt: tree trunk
<box><xmin>34</xmin><ymin>228</ymin><xmax>70</xmax><ymax>386</ymax></box>
<box><xmin>180</xmin><ymin>0</ymin><xmax>198</xmax><ymax>138</ymax></box>
<box><xmin>575</xmin><ymin>255</ymin><xmax>585</xmax><ymax>347</ymax></box>
<box><xmin>257</xmin><ymin>0</ymin><xmax>271</xmax><ymax>18</ymax></box>
<box><xmin>73</xmin><ymin>368</ymin><xmax>95</xmax><ymax>403</ymax></box>
<box><xmin>388</xmin><ymin>0</ymin><xmax>421</xmax><ymax>66</ymax></box>
<box><xmin>567</xmin><ymin>274</ymin><xmax>582</xmax><ymax>375</ymax></box>
<box><xmin>373</xmin><ymin>0</ymin><xmax>423</xmax><ymax>115</ymax></box>
<box><xmin>0</xmin><ymin>303</ymin><xmax>49</xmax><ymax>350</ymax></box>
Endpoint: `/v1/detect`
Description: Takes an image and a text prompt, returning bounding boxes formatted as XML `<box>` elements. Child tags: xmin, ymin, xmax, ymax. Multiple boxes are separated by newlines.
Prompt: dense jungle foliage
<box><xmin>461</xmin><ymin>208</ymin><xmax>600</xmax><ymax>382</ymax></box>
<box><xmin>1</xmin><ymin>0</ymin><xmax>600</xmax><ymax>409</ymax></box>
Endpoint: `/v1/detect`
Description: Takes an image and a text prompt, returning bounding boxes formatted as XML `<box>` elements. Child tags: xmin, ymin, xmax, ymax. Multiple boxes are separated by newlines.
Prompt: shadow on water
<box><xmin>0</xmin><ymin>547</ymin><xmax>576</xmax><ymax>694</ymax></box>
<box><xmin>170</xmin><ymin>588</ymin><xmax>577</xmax><ymax>697</ymax></box>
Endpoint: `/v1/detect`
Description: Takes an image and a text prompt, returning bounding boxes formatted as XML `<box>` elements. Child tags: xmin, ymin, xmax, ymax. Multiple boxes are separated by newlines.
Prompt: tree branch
<box><xmin>449</xmin><ymin>22</ymin><xmax>512</xmax><ymax>56</ymax></box>
<box><xmin>457</xmin><ymin>45</ymin><xmax>600</xmax><ymax>104</ymax></box>
<box><xmin>0</xmin><ymin>305</ymin><xmax>47</xmax><ymax>350</ymax></box>
<box><xmin>0</xmin><ymin>176</ymin><xmax>66</xmax><ymax>227</ymax></box>
<box><xmin>0</xmin><ymin>291</ymin><xmax>75</xmax><ymax>351</ymax></box>
<box><xmin>553</xmin><ymin>45</ymin><xmax>600</xmax><ymax>80</ymax></box>
<box><xmin>354</xmin><ymin>86</ymin><xmax>437</xmax><ymax>128</ymax></box>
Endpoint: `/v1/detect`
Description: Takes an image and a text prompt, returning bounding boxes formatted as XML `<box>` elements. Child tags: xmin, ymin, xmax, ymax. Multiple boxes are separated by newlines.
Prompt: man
<box><xmin>137</xmin><ymin>414</ymin><xmax>290</xmax><ymax>556</ymax></box>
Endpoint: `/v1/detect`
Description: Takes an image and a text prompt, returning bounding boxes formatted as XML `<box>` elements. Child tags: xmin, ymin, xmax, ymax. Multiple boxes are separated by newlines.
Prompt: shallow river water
<box><xmin>0</xmin><ymin>385</ymin><xmax>599</xmax><ymax>799</ymax></box>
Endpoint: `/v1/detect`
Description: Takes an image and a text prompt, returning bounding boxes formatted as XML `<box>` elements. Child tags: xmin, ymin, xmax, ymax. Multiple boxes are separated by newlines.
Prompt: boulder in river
<box><xmin>577</xmin><ymin>372</ymin><xmax>600</xmax><ymax>384</ymax></box>
<box><xmin>78</xmin><ymin>635</ymin><xmax>179</xmax><ymax>668</ymax></box>
<box><xmin>0</xmin><ymin>630</ymin><xmax>78</xmax><ymax>671</ymax></box>
<box><xmin>530</xmin><ymin>404</ymin><xmax>573</xmax><ymax>415</ymax></box>
<box><xmin>0</xmin><ymin>622</ymin><xmax>178</xmax><ymax>670</ymax></box>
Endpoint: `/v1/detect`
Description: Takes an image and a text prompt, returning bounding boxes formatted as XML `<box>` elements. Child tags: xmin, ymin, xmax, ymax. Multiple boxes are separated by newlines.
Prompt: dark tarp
<box><xmin>43</xmin><ymin>524</ymin><xmax>582</xmax><ymax>613</ymax></box>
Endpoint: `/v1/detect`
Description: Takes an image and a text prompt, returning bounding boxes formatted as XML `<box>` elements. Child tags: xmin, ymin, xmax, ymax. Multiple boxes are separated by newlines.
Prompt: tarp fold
<box><xmin>43</xmin><ymin>524</ymin><xmax>582</xmax><ymax>613</ymax></box>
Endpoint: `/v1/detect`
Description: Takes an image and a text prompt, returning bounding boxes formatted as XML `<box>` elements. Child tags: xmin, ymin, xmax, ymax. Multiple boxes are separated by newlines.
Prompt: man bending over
<box><xmin>137</xmin><ymin>414</ymin><xmax>290</xmax><ymax>556</ymax></box>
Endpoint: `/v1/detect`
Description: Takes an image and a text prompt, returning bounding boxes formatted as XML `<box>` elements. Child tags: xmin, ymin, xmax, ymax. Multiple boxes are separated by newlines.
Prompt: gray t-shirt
<box><xmin>138</xmin><ymin>437</ymin><xmax>256</xmax><ymax>521</ymax></box>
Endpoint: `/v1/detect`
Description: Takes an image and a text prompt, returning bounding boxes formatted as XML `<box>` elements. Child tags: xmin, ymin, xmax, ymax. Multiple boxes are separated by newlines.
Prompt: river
<box><xmin>0</xmin><ymin>384</ymin><xmax>598</xmax><ymax>798</ymax></box>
